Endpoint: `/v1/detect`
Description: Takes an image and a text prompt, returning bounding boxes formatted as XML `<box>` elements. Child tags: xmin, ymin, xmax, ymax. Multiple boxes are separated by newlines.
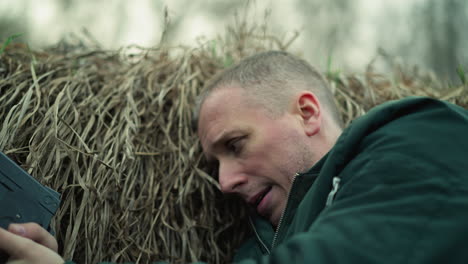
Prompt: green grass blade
<box><xmin>0</xmin><ymin>33</ymin><xmax>23</xmax><ymax>55</ymax></box>
<box><xmin>456</xmin><ymin>65</ymin><xmax>466</xmax><ymax>85</ymax></box>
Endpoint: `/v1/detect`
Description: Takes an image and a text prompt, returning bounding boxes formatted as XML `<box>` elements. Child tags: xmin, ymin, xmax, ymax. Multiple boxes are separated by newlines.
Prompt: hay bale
<box><xmin>329</xmin><ymin>63</ymin><xmax>468</xmax><ymax>126</ymax></box>
<box><xmin>0</xmin><ymin>19</ymin><xmax>466</xmax><ymax>264</ymax></box>
<box><xmin>0</xmin><ymin>19</ymin><xmax>285</xmax><ymax>264</ymax></box>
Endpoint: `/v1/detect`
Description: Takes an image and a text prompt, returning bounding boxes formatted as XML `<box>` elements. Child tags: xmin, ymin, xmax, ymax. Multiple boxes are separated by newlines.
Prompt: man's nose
<box><xmin>218</xmin><ymin>161</ymin><xmax>247</xmax><ymax>194</ymax></box>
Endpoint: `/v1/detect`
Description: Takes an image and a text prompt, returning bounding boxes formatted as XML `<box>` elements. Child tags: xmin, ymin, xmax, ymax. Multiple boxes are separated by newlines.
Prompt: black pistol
<box><xmin>0</xmin><ymin>152</ymin><xmax>61</xmax><ymax>262</ymax></box>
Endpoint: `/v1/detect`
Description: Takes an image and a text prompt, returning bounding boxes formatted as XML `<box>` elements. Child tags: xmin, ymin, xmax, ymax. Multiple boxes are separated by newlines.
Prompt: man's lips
<box><xmin>248</xmin><ymin>186</ymin><xmax>272</xmax><ymax>213</ymax></box>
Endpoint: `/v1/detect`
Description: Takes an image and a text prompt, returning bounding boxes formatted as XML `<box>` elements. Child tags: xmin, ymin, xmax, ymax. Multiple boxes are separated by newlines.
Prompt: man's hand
<box><xmin>7</xmin><ymin>223</ymin><xmax>58</xmax><ymax>252</ymax></box>
<box><xmin>0</xmin><ymin>225</ymin><xmax>63</xmax><ymax>264</ymax></box>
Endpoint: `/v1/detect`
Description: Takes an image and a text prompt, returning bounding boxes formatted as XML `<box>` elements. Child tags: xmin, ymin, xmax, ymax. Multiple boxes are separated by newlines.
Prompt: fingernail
<box><xmin>9</xmin><ymin>224</ymin><xmax>26</xmax><ymax>236</ymax></box>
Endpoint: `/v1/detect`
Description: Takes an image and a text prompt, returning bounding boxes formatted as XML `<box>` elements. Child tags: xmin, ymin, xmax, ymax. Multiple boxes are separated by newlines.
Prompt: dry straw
<box><xmin>0</xmin><ymin>13</ymin><xmax>467</xmax><ymax>264</ymax></box>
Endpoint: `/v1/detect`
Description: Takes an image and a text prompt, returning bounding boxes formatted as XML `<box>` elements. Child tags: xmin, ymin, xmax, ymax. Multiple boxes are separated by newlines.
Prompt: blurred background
<box><xmin>0</xmin><ymin>0</ymin><xmax>467</xmax><ymax>83</ymax></box>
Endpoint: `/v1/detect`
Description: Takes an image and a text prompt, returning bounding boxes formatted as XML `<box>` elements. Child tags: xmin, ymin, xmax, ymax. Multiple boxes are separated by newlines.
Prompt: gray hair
<box><xmin>195</xmin><ymin>51</ymin><xmax>343</xmax><ymax>128</ymax></box>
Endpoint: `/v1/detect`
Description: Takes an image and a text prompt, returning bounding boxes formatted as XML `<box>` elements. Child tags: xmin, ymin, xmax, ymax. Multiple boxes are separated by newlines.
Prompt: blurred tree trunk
<box><xmin>296</xmin><ymin>0</ymin><xmax>356</xmax><ymax>69</ymax></box>
<box><xmin>424</xmin><ymin>0</ymin><xmax>466</xmax><ymax>82</ymax></box>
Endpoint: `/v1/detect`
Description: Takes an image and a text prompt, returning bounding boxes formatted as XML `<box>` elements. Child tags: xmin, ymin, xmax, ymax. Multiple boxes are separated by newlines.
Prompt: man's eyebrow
<box><xmin>203</xmin><ymin>129</ymin><xmax>242</xmax><ymax>161</ymax></box>
<box><xmin>211</xmin><ymin>129</ymin><xmax>242</xmax><ymax>150</ymax></box>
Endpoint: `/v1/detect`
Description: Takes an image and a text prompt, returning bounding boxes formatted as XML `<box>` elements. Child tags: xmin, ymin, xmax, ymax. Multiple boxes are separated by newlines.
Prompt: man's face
<box><xmin>198</xmin><ymin>87</ymin><xmax>315</xmax><ymax>226</ymax></box>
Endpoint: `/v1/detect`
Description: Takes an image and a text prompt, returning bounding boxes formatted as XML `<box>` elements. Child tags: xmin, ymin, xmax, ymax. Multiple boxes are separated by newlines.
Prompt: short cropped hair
<box><xmin>195</xmin><ymin>51</ymin><xmax>343</xmax><ymax>128</ymax></box>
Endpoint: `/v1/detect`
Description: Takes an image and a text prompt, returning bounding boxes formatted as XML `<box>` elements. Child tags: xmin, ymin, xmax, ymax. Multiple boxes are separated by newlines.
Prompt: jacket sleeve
<box><xmin>236</xmin><ymin>99</ymin><xmax>468</xmax><ymax>264</ymax></box>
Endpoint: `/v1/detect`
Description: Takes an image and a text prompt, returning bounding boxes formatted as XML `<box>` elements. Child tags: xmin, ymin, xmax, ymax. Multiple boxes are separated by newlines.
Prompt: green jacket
<box><xmin>233</xmin><ymin>97</ymin><xmax>468</xmax><ymax>263</ymax></box>
<box><xmin>66</xmin><ymin>97</ymin><xmax>468</xmax><ymax>263</ymax></box>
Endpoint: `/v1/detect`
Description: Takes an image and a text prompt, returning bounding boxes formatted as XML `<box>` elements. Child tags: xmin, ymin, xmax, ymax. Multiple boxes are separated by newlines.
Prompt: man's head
<box><xmin>196</xmin><ymin>51</ymin><xmax>342</xmax><ymax>226</ymax></box>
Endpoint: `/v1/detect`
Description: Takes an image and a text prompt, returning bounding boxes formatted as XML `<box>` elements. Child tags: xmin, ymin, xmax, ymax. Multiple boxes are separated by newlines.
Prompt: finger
<box><xmin>0</xmin><ymin>228</ymin><xmax>64</xmax><ymax>264</ymax></box>
<box><xmin>0</xmin><ymin>228</ymin><xmax>32</xmax><ymax>258</ymax></box>
<box><xmin>7</xmin><ymin>223</ymin><xmax>58</xmax><ymax>252</ymax></box>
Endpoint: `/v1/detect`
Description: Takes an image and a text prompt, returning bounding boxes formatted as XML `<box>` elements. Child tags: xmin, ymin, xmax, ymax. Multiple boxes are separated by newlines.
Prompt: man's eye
<box><xmin>226</xmin><ymin>136</ymin><xmax>246</xmax><ymax>154</ymax></box>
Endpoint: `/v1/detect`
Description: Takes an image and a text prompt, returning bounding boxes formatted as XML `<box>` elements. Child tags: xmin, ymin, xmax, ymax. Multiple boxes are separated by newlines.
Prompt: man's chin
<box><xmin>264</xmin><ymin>208</ymin><xmax>282</xmax><ymax>228</ymax></box>
<box><xmin>270</xmin><ymin>214</ymin><xmax>280</xmax><ymax>228</ymax></box>
<box><xmin>248</xmin><ymin>207</ymin><xmax>276</xmax><ymax>226</ymax></box>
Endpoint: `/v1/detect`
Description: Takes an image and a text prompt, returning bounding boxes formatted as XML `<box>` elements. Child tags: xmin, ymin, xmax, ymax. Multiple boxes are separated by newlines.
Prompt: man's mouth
<box><xmin>249</xmin><ymin>186</ymin><xmax>272</xmax><ymax>215</ymax></box>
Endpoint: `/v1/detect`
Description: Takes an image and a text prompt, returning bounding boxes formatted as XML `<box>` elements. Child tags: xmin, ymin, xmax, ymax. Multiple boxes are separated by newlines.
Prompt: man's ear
<box><xmin>293</xmin><ymin>91</ymin><xmax>321</xmax><ymax>136</ymax></box>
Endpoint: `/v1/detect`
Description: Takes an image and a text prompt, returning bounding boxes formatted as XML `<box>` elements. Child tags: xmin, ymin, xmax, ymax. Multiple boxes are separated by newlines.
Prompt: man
<box><xmin>1</xmin><ymin>51</ymin><xmax>468</xmax><ymax>263</ymax></box>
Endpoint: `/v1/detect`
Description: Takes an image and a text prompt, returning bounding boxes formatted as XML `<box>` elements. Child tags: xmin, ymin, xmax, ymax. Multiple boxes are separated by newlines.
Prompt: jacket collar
<box><xmin>249</xmin><ymin>152</ymin><xmax>328</xmax><ymax>252</ymax></box>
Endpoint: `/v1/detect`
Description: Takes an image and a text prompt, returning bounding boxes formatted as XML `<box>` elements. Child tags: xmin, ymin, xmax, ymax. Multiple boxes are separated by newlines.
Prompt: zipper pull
<box><xmin>326</xmin><ymin>177</ymin><xmax>341</xmax><ymax>207</ymax></box>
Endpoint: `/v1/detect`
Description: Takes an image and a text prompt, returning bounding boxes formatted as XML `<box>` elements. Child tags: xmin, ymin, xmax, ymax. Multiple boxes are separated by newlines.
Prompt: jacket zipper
<box><xmin>271</xmin><ymin>172</ymin><xmax>300</xmax><ymax>250</ymax></box>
